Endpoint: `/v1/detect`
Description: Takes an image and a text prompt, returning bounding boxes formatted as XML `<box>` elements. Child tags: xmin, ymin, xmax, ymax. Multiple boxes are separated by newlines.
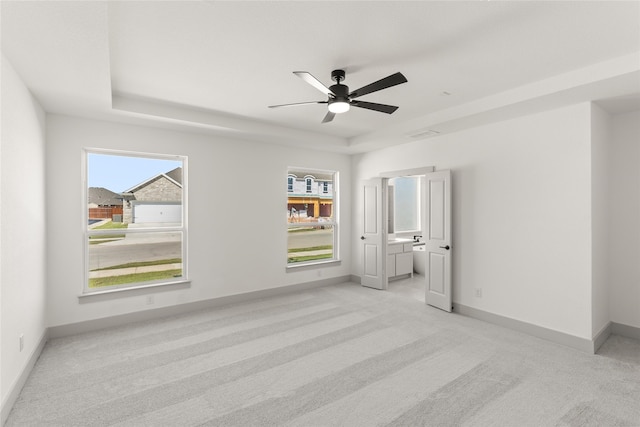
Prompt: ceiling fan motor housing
<box><xmin>328</xmin><ymin>83</ymin><xmax>350</xmax><ymax>113</ymax></box>
<box><xmin>329</xmin><ymin>83</ymin><xmax>349</xmax><ymax>100</ymax></box>
<box><xmin>331</xmin><ymin>69</ymin><xmax>346</xmax><ymax>83</ymax></box>
<box><xmin>329</xmin><ymin>70</ymin><xmax>349</xmax><ymax>106</ymax></box>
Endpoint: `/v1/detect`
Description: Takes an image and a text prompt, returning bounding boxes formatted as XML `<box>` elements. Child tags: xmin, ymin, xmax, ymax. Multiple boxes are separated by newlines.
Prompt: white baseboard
<box><xmin>611</xmin><ymin>321</ymin><xmax>640</xmax><ymax>341</ymax></box>
<box><xmin>49</xmin><ymin>275</ymin><xmax>351</xmax><ymax>339</ymax></box>
<box><xmin>1</xmin><ymin>329</ymin><xmax>48</xmax><ymax>426</ymax></box>
<box><xmin>592</xmin><ymin>322</ymin><xmax>612</xmax><ymax>354</ymax></box>
<box><xmin>453</xmin><ymin>303</ymin><xmax>595</xmax><ymax>353</ymax></box>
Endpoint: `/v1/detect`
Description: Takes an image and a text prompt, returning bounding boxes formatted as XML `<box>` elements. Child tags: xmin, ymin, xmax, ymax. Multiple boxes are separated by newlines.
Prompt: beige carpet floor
<box><xmin>7</xmin><ymin>281</ymin><xmax>640</xmax><ymax>426</ymax></box>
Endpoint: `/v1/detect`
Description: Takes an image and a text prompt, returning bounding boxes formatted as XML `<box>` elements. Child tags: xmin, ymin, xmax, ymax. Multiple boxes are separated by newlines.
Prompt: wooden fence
<box><xmin>88</xmin><ymin>206</ymin><xmax>123</xmax><ymax>219</ymax></box>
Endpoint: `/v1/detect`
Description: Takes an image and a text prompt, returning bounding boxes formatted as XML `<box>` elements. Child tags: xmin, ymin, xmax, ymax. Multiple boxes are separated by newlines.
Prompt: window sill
<box><xmin>78</xmin><ymin>279</ymin><xmax>191</xmax><ymax>302</ymax></box>
<box><xmin>286</xmin><ymin>259</ymin><xmax>341</xmax><ymax>272</ymax></box>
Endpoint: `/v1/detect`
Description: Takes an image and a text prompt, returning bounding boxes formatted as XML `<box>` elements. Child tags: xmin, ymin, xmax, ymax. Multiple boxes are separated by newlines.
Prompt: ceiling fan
<box><xmin>269</xmin><ymin>69</ymin><xmax>408</xmax><ymax>123</ymax></box>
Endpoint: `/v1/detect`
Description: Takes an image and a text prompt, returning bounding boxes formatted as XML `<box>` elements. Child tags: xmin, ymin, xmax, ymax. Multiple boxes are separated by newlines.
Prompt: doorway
<box><xmin>361</xmin><ymin>167</ymin><xmax>452</xmax><ymax>312</ymax></box>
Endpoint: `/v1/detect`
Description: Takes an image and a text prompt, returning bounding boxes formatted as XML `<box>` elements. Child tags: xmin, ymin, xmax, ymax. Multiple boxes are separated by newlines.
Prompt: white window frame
<box><xmin>287</xmin><ymin>168</ymin><xmax>339</xmax><ymax>269</ymax></box>
<box><xmin>83</xmin><ymin>148</ymin><xmax>188</xmax><ymax>295</ymax></box>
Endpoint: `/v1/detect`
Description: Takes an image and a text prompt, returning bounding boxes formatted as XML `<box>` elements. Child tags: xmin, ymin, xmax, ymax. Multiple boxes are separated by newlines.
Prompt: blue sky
<box><xmin>88</xmin><ymin>153</ymin><xmax>182</xmax><ymax>193</ymax></box>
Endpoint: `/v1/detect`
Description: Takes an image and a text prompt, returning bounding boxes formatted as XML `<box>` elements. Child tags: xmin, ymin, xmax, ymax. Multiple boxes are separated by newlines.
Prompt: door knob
<box><xmin>360</xmin><ymin>236</ymin><xmax>366</xmax><ymax>240</ymax></box>
<box><xmin>439</xmin><ymin>245</ymin><xmax>450</xmax><ymax>250</ymax></box>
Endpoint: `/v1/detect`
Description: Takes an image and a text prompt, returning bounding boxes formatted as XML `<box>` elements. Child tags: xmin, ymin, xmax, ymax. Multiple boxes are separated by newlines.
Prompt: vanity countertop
<box><xmin>388</xmin><ymin>238</ymin><xmax>414</xmax><ymax>245</ymax></box>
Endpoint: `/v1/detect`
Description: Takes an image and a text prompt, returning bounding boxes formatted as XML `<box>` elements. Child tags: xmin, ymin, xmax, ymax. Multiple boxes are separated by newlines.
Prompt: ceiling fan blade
<box><xmin>349</xmin><ymin>72</ymin><xmax>407</xmax><ymax>99</ymax></box>
<box><xmin>351</xmin><ymin>100</ymin><xmax>399</xmax><ymax>114</ymax></box>
<box><xmin>268</xmin><ymin>101</ymin><xmax>327</xmax><ymax>108</ymax></box>
<box><xmin>322</xmin><ymin>111</ymin><xmax>335</xmax><ymax>123</ymax></box>
<box><xmin>294</xmin><ymin>71</ymin><xmax>335</xmax><ymax>96</ymax></box>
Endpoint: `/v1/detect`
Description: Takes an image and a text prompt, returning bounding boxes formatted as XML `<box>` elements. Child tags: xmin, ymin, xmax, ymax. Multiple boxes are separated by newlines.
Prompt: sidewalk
<box><xmin>287</xmin><ymin>249</ymin><xmax>332</xmax><ymax>259</ymax></box>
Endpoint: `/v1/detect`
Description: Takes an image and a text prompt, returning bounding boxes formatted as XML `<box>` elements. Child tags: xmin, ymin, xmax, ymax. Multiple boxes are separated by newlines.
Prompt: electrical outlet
<box><xmin>146</xmin><ymin>295</ymin><xmax>155</xmax><ymax>305</ymax></box>
<box><xmin>475</xmin><ymin>288</ymin><xmax>483</xmax><ymax>298</ymax></box>
<box><xmin>19</xmin><ymin>334</ymin><xmax>24</xmax><ymax>352</ymax></box>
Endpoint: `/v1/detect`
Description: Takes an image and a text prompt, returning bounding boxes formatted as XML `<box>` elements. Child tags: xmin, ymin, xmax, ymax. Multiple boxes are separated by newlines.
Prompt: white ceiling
<box><xmin>2</xmin><ymin>1</ymin><xmax>640</xmax><ymax>153</ymax></box>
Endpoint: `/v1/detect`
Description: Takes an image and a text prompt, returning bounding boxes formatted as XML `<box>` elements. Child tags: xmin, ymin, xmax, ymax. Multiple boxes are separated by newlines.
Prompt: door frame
<box><xmin>362</xmin><ymin>166</ymin><xmax>444</xmax><ymax>291</ymax></box>
<box><xmin>379</xmin><ymin>167</ymin><xmax>435</xmax><ymax>285</ymax></box>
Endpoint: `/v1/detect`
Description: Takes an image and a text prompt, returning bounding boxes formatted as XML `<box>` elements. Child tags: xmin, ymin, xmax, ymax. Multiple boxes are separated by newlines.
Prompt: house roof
<box><xmin>88</xmin><ymin>187</ymin><xmax>122</xmax><ymax>206</ymax></box>
<box><xmin>123</xmin><ymin>167</ymin><xmax>182</xmax><ymax>194</ymax></box>
<box><xmin>288</xmin><ymin>171</ymin><xmax>333</xmax><ymax>182</ymax></box>
<box><xmin>165</xmin><ymin>167</ymin><xmax>182</xmax><ymax>185</ymax></box>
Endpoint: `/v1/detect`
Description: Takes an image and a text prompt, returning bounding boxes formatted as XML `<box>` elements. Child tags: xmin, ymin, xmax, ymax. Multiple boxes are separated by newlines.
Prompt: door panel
<box><xmin>364</xmin><ymin>244</ymin><xmax>379</xmax><ymax>276</ymax></box>
<box><xmin>429</xmin><ymin>252</ymin><xmax>445</xmax><ymax>294</ymax></box>
<box><xmin>428</xmin><ymin>179</ymin><xmax>445</xmax><ymax>240</ymax></box>
<box><xmin>424</xmin><ymin>170</ymin><xmax>452</xmax><ymax>312</ymax></box>
<box><xmin>361</xmin><ymin>179</ymin><xmax>386</xmax><ymax>290</ymax></box>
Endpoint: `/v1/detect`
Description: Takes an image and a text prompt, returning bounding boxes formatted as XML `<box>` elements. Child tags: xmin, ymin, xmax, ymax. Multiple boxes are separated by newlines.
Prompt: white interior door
<box><xmin>424</xmin><ymin>170</ymin><xmax>452</xmax><ymax>311</ymax></box>
<box><xmin>361</xmin><ymin>178</ymin><xmax>387</xmax><ymax>290</ymax></box>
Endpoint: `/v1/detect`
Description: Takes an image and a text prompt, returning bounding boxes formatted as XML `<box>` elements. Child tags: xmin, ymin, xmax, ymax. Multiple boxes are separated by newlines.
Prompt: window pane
<box><xmin>391</xmin><ymin>176</ymin><xmax>419</xmax><ymax>232</ymax></box>
<box><xmin>88</xmin><ymin>153</ymin><xmax>183</xmax><ymax>229</ymax></box>
<box><xmin>287</xmin><ymin>225</ymin><xmax>334</xmax><ymax>264</ymax></box>
<box><xmin>88</xmin><ymin>231</ymin><xmax>183</xmax><ymax>289</ymax></box>
<box><xmin>86</xmin><ymin>151</ymin><xmax>186</xmax><ymax>292</ymax></box>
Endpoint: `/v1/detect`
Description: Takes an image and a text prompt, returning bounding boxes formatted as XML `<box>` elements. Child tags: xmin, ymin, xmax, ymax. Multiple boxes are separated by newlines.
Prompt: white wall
<box><xmin>352</xmin><ymin>103</ymin><xmax>594</xmax><ymax>339</ymax></box>
<box><xmin>608</xmin><ymin>110</ymin><xmax>640</xmax><ymax>329</ymax></box>
<box><xmin>590</xmin><ymin>103</ymin><xmax>611</xmax><ymax>337</ymax></box>
<box><xmin>45</xmin><ymin>115</ymin><xmax>351</xmax><ymax>328</ymax></box>
<box><xmin>1</xmin><ymin>55</ymin><xmax>47</xmax><ymax>412</ymax></box>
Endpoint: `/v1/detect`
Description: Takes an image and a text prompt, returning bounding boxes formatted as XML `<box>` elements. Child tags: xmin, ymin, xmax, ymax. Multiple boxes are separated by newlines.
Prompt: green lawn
<box><xmin>288</xmin><ymin>253</ymin><xmax>333</xmax><ymax>263</ymax></box>
<box><xmin>89</xmin><ymin>269</ymin><xmax>182</xmax><ymax>288</ymax></box>
<box><xmin>89</xmin><ymin>221</ymin><xmax>128</xmax><ymax>242</ymax></box>
<box><xmin>287</xmin><ymin>244</ymin><xmax>333</xmax><ymax>263</ymax></box>
<box><xmin>92</xmin><ymin>221</ymin><xmax>128</xmax><ymax>230</ymax></box>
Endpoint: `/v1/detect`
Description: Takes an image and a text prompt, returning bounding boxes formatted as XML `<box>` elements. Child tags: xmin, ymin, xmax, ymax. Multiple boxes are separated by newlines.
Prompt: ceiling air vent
<box><xmin>407</xmin><ymin>129</ymin><xmax>440</xmax><ymax>139</ymax></box>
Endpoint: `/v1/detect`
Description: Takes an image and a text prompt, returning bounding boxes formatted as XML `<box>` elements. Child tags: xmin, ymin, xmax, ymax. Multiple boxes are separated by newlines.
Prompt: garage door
<box><xmin>133</xmin><ymin>203</ymin><xmax>182</xmax><ymax>224</ymax></box>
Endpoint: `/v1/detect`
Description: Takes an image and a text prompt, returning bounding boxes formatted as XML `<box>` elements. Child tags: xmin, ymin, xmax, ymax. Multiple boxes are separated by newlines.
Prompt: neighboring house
<box><xmin>287</xmin><ymin>171</ymin><xmax>333</xmax><ymax>219</ymax></box>
<box><xmin>87</xmin><ymin>187</ymin><xmax>123</xmax><ymax>220</ymax></box>
<box><xmin>121</xmin><ymin>167</ymin><xmax>183</xmax><ymax>224</ymax></box>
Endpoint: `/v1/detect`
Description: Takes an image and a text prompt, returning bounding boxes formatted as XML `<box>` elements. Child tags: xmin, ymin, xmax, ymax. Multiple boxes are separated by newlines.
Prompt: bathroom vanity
<box><xmin>387</xmin><ymin>239</ymin><xmax>413</xmax><ymax>280</ymax></box>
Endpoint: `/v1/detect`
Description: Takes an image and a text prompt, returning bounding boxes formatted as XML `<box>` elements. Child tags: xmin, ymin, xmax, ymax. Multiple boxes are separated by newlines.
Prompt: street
<box><xmin>287</xmin><ymin>228</ymin><xmax>333</xmax><ymax>250</ymax></box>
<box><xmin>89</xmin><ymin>241</ymin><xmax>182</xmax><ymax>270</ymax></box>
<box><xmin>88</xmin><ymin>228</ymin><xmax>332</xmax><ymax>270</ymax></box>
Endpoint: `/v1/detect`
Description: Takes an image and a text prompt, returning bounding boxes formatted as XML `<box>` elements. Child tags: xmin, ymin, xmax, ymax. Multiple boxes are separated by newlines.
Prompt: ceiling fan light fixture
<box><xmin>328</xmin><ymin>100</ymin><xmax>350</xmax><ymax>114</ymax></box>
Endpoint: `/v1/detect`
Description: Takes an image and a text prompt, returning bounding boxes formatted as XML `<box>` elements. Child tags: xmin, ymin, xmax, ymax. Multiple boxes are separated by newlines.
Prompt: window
<box><xmin>287</xmin><ymin>175</ymin><xmax>294</xmax><ymax>192</ymax></box>
<box><xmin>85</xmin><ymin>150</ymin><xmax>187</xmax><ymax>293</ymax></box>
<box><xmin>390</xmin><ymin>176</ymin><xmax>420</xmax><ymax>233</ymax></box>
<box><xmin>287</xmin><ymin>168</ymin><xmax>338</xmax><ymax>266</ymax></box>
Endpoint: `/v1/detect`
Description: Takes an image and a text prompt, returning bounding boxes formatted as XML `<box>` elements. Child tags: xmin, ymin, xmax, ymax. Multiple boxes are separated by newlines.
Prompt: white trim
<box><xmin>287</xmin><ymin>167</ymin><xmax>339</xmax><ymax>266</ymax></box>
<box><xmin>611</xmin><ymin>322</ymin><xmax>640</xmax><ymax>341</ymax></box>
<box><xmin>54</xmin><ymin>276</ymin><xmax>352</xmax><ymax>339</ymax></box>
<box><xmin>1</xmin><ymin>330</ymin><xmax>48</xmax><ymax>426</ymax></box>
<box><xmin>379</xmin><ymin>166</ymin><xmax>435</xmax><ymax>178</ymax></box>
<box><xmin>453</xmin><ymin>303</ymin><xmax>595</xmax><ymax>353</ymax></box>
<box><xmin>593</xmin><ymin>322</ymin><xmax>612</xmax><ymax>353</ymax></box>
<box><xmin>78</xmin><ymin>279</ymin><xmax>191</xmax><ymax>300</ymax></box>
<box><xmin>83</xmin><ymin>149</ymin><xmax>188</xmax><ymax>295</ymax></box>
<box><xmin>286</xmin><ymin>259</ymin><xmax>342</xmax><ymax>271</ymax></box>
